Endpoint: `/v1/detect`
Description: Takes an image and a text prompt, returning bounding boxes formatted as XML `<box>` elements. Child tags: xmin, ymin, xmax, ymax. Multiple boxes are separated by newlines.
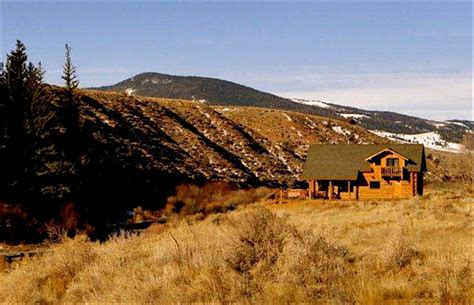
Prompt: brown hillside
<box><xmin>81</xmin><ymin>90</ymin><xmax>385</xmax><ymax>189</ymax></box>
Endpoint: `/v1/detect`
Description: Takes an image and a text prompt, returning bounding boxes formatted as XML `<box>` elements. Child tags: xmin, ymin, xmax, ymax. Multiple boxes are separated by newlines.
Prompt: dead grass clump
<box><xmin>382</xmin><ymin>225</ymin><xmax>421</xmax><ymax>271</ymax></box>
<box><xmin>275</xmin><ymin>234</ymin><xmax>355</xmax><ymax>302</ymax></box>
<box><xmin>435</xmin><ymin>256</ymin><xmax>472</xmax><ymax>304</ymax></box>
<box><xmin>0</xmin><ymin>235</ymin><xmax>96</xmax><ymax>303</ymax></box>
<box><xmin>226</xmin><ymin>207</ymin><xmax>355</xmax><ymax>302</ymax></box>
<box><xmin>226</xmin><ymin>207</ymin><xmax>298</xmax><ymax>280</ymax></box>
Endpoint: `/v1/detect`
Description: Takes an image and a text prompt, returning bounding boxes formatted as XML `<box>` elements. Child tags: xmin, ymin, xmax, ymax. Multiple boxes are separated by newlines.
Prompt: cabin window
<box><xmin>370</xmin><ymin>181</ymin><xmax>380</xmax><ymax>189</ymax></box>
<box><xmin>386</xmin><ymin>158</ymin><xmax>399</xmax><ymax>167</ymax></box>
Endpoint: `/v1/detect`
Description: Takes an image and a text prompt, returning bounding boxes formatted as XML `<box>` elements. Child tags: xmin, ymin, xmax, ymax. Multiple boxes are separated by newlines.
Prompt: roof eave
<box><xmin>365</xmin><ymin>148</ymin><xmax>410</xmax><ymax>162</ymax></box>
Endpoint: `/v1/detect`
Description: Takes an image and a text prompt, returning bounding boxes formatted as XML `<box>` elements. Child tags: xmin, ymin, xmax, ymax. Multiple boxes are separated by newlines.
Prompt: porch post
<box><xmin>308</xmin><ymin>179</ymin><xmax>312</xmax><ymax>199</ymax></box>
<box><xmin>329</xmin><ymin>181</ymin><xmax>333</xmax><ymax>199</ymax></box>
<box><xmin>348</xmin><ymin>181</ymin><xmax>351</xmax><ymax>199</ymax></box>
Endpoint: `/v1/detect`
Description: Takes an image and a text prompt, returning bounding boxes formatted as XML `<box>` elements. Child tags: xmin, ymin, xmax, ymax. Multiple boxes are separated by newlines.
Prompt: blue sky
<box><xmin>1</xmin><ymin>1</ymin><xmax>472</xmax><ymax>120</ymax></box>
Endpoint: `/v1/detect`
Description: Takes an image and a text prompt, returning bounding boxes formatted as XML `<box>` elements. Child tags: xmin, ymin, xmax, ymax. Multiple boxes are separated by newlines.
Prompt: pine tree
<box><xmin>60</xmin><ymin>43</ymin><xmax>81</xmax><ymax>200</ymax></box>
<box><xmin>3</xmin><ymin>40</ymin><xmax>28</xmax><ymax>95</ymax></box>
<box><xmin>0</xmin><ymin>40</ymin><xmax>29</xmax><ymax>192</ymax></box>
<box><xmin>25</xmin><ymin>62</ymin><xmax>43</xmax><ymax>130</ymax></box>
<box><xmin>61</xmin><ymin>43</ymin><xmax>80</xmax><ymax>149</ymax></box>
<box><xmin>0</xmin><ymin>40</ymin><xmax>52</xmax><ymax>201</ymax></box>
<box><xmin>62</xmin><ymin>43</ymin><xmax>79</xmax><ymax>93</ymax></box>
<box><xmin>0</xmin><ymin>62</ymin><xmax>8</xmax><ymax>186</ymax></box>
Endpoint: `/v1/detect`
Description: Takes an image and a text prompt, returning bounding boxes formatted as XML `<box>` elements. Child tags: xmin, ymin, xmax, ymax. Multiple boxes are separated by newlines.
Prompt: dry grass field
<box><xmin>0</xmin><ymin>182</ymin><xmax>472</xmax><ymax>304</ymax></box>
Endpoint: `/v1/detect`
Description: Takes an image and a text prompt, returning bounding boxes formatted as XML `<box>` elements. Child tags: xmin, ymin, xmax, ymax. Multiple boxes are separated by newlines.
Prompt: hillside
<box><xmin>95</xmin><ymin>72</ymin><xmax>333</xmax><ymax>117</ymax></box>
<box><xmin>97</xmin><ymin>73</ymin><xmax>471</xmax><ymax>145</ymax></box>
<box><xmin>69</xmin><ymin>89</ymin><xmax>473</xmax><ymax>197</ymax></box>
<box><xmin>79</xmin><ymin>90</ymin><xmax>383</xmax><ymax>191</ymax></box>
<box><xmin>294</xmin><ymin>99</ymin><xmax>473</xmax><ymax>146</ymax></box>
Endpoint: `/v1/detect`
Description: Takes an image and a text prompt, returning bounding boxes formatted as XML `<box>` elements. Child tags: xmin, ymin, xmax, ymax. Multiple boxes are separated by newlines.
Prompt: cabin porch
<box><xmin>308</xmin><ymin>179</ymin><xmax>358</xmax><ymax>200</ymax></box>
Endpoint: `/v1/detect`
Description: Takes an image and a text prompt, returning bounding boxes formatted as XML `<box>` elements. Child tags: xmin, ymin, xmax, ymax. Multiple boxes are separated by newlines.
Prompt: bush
<box><xmin>225</xmin><ymin>207</ymin><xmax>355</xmax><ymax>302</ymax></box>
<box><xmin>382</xmin><ymin>225</ymin><xmax>420</xmax><ymax>270</ymax></box>
<box><xmin>0</xmin><ymin>235</ymin><xmax>96</xmax><ymax>303</ymax></box>
<box><xmin>165</xmin><ymin>182</ymin><xmax>272</xmax><ymax>216</ymax></box>
<box><xmin>226</xmin><ymin>207</ymin><xmax>298</xmax><ymax>279</ymax></box>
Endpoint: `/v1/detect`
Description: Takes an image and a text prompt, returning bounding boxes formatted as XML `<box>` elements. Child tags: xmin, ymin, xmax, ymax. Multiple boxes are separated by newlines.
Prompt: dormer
<box><xmin>365</xmin><ymin>148</ymin><xmax>410</xmax><ymax>177</ymax></box>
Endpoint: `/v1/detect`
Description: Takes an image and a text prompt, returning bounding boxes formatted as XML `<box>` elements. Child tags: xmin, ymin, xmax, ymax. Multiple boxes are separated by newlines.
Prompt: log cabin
<box><xmin>302</xmin><ymin>144</ymin><xmax>426</xmax><ymax>200</ymax></box>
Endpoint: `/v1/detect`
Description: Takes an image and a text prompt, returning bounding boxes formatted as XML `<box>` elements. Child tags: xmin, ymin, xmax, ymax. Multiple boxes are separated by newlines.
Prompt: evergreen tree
<box><xmin>0</xmin><ymin>62</ymin><xmax>8</xmax><ymax>188</ymax></box>
<box><xmin>60</xmin><ymin>43</ymin><xmax>81</xmax><ymax>200</ymax></box>
<box><xmin>0</xmin><ymin>40</ymin><xmax>51</xmax><ymax>202</ymax></box>
<box><xmin>0</xmin><ymin>40</ymin><xmax>29</xmax><ymax>192</ymax></box>
<box><xmin>23</xmin><ymin>61</ymin><xmax>50</xmax><ymax>193</ymax></box>
<box><xmin>62</xmin><ymin>44</ymin><xmax>79</xmax><ymax>93</ymax></box>
<box><xmin>3</xmin><ymin>40</ymin><xmax>28</xmax><ymax>96</ymax></box>
<box><xmin>25</xmin><ymin>62</ymin><xmax>43</xmax><ymax>130</ymax></box>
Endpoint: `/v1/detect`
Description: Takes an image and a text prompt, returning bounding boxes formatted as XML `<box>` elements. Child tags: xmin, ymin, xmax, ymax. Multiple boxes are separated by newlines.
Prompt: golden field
<box><xmin>0</xmin><ymin>182</ymin><xmax>472</xmax><ymax>304</ymax></box>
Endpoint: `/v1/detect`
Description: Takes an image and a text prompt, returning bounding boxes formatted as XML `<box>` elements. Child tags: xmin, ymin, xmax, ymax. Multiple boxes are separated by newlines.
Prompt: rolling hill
<box><xmin>97</xmin><ymin>73</ymin><xmax>472</xmax><ymax>145</ymax></box>
<box><xmin>95</xmin><ymin>72</ymin><xmax>334</xmax><ymax>117</ymax></box>
<box><xmin>31</xmin><ymin>88</ymin><xmax>465</xmax><ymax>208</ymax></box>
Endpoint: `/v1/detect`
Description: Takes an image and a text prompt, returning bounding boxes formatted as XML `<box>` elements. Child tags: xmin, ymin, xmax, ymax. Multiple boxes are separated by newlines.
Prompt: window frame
<box><xmin>386</xmin><ymin>158</ymin><xmax>399</xmax><ymax>167</ymax></box>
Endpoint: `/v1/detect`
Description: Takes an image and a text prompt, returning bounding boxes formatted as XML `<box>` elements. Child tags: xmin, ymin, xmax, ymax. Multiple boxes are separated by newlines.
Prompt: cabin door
<box><xmin>393</xmin><ymin>181</ymin><xmax>402</xmax><ymax>199</ymax></box>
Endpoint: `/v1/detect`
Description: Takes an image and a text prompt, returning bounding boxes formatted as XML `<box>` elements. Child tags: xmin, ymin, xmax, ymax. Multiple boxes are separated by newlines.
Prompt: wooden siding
<box><xmin>306</xmin><ymin>151</ymin><xmax>423</xmax><ymax>200</ymax></box>
<box><xmin>357</xmin><ymin>152</ymin><xmax>415</xmax><ymax>199</ymax></box>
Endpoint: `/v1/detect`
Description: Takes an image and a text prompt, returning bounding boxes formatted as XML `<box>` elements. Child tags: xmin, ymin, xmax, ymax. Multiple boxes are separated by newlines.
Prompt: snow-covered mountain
<box><xmin>292</xmin><ymin>98</ymin><xmax>472</xmax><ymax>151</ymax></box>
<box><xmin>369</xmin><ymin>130</ymin><xmax>463</xmax><ymax>153</ymax></box>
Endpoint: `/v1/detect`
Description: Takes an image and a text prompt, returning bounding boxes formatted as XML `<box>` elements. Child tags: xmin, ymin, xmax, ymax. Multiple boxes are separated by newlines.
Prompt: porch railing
<box><xmin>381</xmin><ymin>167</ymin><xmax>402</xmax><ymax>176</ymax></box>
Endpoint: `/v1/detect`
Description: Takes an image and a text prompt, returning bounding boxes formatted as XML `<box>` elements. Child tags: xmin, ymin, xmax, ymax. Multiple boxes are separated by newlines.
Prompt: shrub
<box><xmin>275</xmin><ymin>234</ymin><xmax>355</xmax><ymax>302</ymax></box>
<box><xmin>436</xmin><ymin>256</ymin><xmax>472</xmax><ymax>304</ymax></box>
<box><xmin>225</xmin><ymin>207</ymin><xmax>355</xmax><ymax>302</ymax></box>
<box><xmin>226</xmin><ymin>207</ymin><xmax>298</xmax><ymax>279</ymax></box>
<box><xmin>382</xmin><ymin>225</ymin><xmax>420</xmax><ymax>271</ymax></box>
<box><xmin>165</xmin><ymin>182</ymin><xmax>271</xmax><ymax>216</ymax></box>
<box><xmin>0</xmin><ymin>235</ymin><xmax>96</xmax><ymax>303</ymax></box>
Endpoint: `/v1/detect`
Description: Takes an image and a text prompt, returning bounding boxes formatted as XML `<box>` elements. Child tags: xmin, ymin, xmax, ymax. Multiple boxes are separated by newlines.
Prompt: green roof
<box><xmin>302</xmin><ymin>144</ymin><xmax>426</xmax><ymax>180</ymax></box>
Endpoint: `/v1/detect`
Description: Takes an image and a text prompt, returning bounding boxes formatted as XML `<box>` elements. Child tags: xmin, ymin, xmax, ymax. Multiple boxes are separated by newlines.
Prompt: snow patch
<box><xmin>125</xmin><ymin>88</ymin><xmax>135</xmax><ymax>96</ymax></box>
<box><xmin>429</xmin><ymin>121</ymin><xmax>446</xmax><ymax>128</ymax></box>
<box><xmin>447</xmin><ymin>121</ymin><xmax>470</xmax><ymax>129</ymax></box>
<box><xmin>369</xmin><ymin>130</ymin><xmax>463</xmax><ymax>153</ymax></box>
<box><xmin>292</xmin><ymin>98</ymin><xmax>331</xmax><ymax>109</ymax></box>
<box><xmin>339</xmin><ymin>113</ymin><xmax>370</xmax><ymax>119</ymax></box>
<box><xmin>198</xmin><ymin>109</ymin><xmax>211</xmax><ymax>119</ymax></box>
<box><xmin>283</xmin><ymin>113</ymin><xmax>292</xmax><ymax>121</ymax></box>
<box><xmin>332</xmin><ymin>126</ymin><xmax>351</xmax><ymax>136</ymax></box>
<box><xmin>192</xmin><ymin>96</ymin><xmax>208</xmax><ymax>104</ymax></box>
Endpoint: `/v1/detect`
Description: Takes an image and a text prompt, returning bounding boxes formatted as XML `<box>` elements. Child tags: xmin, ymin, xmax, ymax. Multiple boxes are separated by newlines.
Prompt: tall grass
<box><xmin>0</xmin><ymin>184</ymin><xmax>472</xmax><ymax>303</ymax></box>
